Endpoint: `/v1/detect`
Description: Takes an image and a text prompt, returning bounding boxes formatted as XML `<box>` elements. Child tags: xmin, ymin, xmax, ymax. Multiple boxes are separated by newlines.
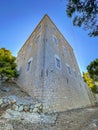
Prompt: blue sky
<box><xmin>0</xmin><ymin>0</ymin><xmax>98</xmax><ymax>73</ymax></box>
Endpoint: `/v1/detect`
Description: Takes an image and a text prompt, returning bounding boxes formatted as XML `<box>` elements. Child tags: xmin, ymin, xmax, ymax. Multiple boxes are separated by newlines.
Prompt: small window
<box><xmin>27</xmin><ymin>61</ymin><xmax>31</xmax><ymax>71</ymax></box>
<box><xmin>36</xmin><ymin>35</ymin><xmax>40</xmax><ymax>43</ymax></box>
<box><xmin>27</xmin><ymin>45</ymin><xmax>31</xmax><ymax>52</ymax></box>
<box><xmin>55</xmin><ymin>55</ymin><xmax>61</xmax><ymax>70</ymax></box>
<box><xmin>26</xmin><ymin>57</ymin><xmax>33</xmax><ymax>72</ymax></box>
<box><xmin>32</xmin><ymin>34</ymin><xmax>35</xmax><ymax>39</ymax></box>
<box><xmin>53</xmin><ymin>36</ymin><xmax>58</xmax><ymax>45</ymax></box>
<box><xmin>38</xmin><ymin>25</ymin><xmax>41</xmax><ymax>31</ymax></box>
<box><xmin>22</xmin><ymin>52</ymin><xmax>25</xmax><ymax>57</ymax></box>
<box><xmin>66</xmin><ymin>64</ymin><xmax>71</xmax><ymax>75</ymax></box>
<box><xmin>63</xmin><ymin>46</ymin><xmax>66</xmax><ymax>56</ymax></box>
<box><xmin>52</xmin><ymin>27</ymin><xmax>56</xmax><ymax>33</ymax></box>
<box><xmin>61</xmin><ymin>38</ymin><xmax>64</xmax><ymax>43</ymax></box>
<box><xmin>74</xmin><ymin>71</ymin><xmax>77</xmax><ymax>78</ymax></box>
<box><xmin>17</xmin><ymin>67</ymin><xmax>22</xmax><ymax>74</ymax></box>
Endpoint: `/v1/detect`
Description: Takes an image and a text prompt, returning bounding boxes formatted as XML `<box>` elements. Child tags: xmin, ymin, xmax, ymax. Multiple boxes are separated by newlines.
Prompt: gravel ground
<box><xmin>0</xmin><ymin>107</ymin><xmax>98</xmax><ymax>130</ymax></box>
<box><xmin>0</xmin><ymin>82</ymin><xmax>98</xmax><ymax>130</ymax></box>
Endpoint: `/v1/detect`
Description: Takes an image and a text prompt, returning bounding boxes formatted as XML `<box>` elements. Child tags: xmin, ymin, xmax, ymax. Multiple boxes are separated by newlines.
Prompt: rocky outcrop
<box><xmin>0</xmin><ymin>95</ymin><xmax>43</xmax><ymax>114</ymax></box>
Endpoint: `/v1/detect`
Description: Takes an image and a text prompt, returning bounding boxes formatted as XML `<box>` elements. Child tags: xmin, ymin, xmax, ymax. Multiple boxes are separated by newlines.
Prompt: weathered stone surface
<box><xmin>16</xmin><ymin>15</ymin><xmax>92</xmax><ymax>113</ymax></box>
<box><xmin>1</xmin><ymin>109</ymin><xmax>41</xmax><ymax>123</ymax></box>
<box><xmin>35</xmin><ymin>103</ymin><xmax>42</xmax><ymax>108</ymax></box>
<box><xmin>23</xmin><ymin>105</ymin><xmax>30</xmax><ymax>112</ymax></box>
<box><xmin>30</xmin><ymin>108</ymin><xmax>33</xmax><ymax>113</ymax></box>
<box><xmin>3</xmin><ymin>98</ymin><xmax>8</xmax><ymax>103</ymax></box>
<box><xmin>33</xmin><ymin>107</ymin><xmax>39</xmax><ymax>113</ymax></box>
<box><xmin>18</xmin><ymin>105</ymin><xmax>23</xmax><ymax>112</ymax></box>
<box><xmin>0</xmin><ymin>95</ymin><xmax>43</xmax><ymax>114</ymax></box>
<box><xmin>0</xmin><ymin>123</ymin><xmax>13</xmax><ymax>130</ymax></box>
<box><xmin>0</xmin><ymin>99</ymin><xmax>3</xmax><ymax>105</ymax></box>
<box><xmin>30</xmin><ymin>104</ymin><xmax>34</xmax><ymax>109</ymax></box>
<box><xmin>41</xmin><ymin>113</ymin><xmax>58</xmax><ymax>124</ymax></box>
<box><xmin>1</xmin><ymin>103</ymin><xmax>9</xmax><ymax>108</ymax></box>
<box><xmin>12</xmin><ymin>104</ymin><xmax>18</xmax><ymax>111</ymax></box>
<box><xmin>1</xmin><ymin>87</ymin><xmax>10</xmax><ymax>92</ymax></box>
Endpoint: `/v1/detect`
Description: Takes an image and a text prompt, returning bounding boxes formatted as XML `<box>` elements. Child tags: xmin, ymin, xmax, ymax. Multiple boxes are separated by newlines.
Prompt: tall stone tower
<box><xmin>16</xmin><ymin>15</ymin><xmax>91</xmax><ymax>112</ymax></box>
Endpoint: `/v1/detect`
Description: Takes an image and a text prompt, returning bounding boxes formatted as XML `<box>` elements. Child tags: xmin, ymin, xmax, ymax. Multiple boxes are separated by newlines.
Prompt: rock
<box><xmin>0</xmin><ymin>99</ymin><xmax>3</xmax><ymax>105</ymax></box>
<box><xmin>1</xmin><ymin>87</ymin><xmax>10</xmax><ymax>92</ymax></box>
<box><xmin>3</xmin><ymin>98</ymin><xmax>8</xmax><ymax>104</ymax></box>
<box><xmin>41</xmin><ymin>114</ymin><xmax>58</xmax><ymax>124</ymax></box>
<box><xmin>8</xmin><ymin>100</ymin><xmax>12</xmax><ymax>105</ymax></box>
<box><xmin>23</xmin><ymin>105</ymin><xmax>30</xmax><ymax>112</ymax></box>
<box><xmin>2</xmin><ymin>109</ymin><xmax>41</xmax><ymax>123</ymax></box>
<box><xmin>8</xmin><ymin>95</ymin><xmax>17</xmax><ymax>104</ymax></box>
<box><xmin>30</xmin><ymin>109</ymin><xmax>33</xmax><ymax>113</ymax></box>
<box><xmin>12</xmin><ymin>104</ymin><xmax>18</xmax><ymax>111</ymax></box>
<box><xmin>33</xmin><ymin>107</ymin><xmax>39</xmax><ymax>113</ymax></box>
<box><xmin>1</xmin><ymin>103</ymin><xmax>9</xmax><ymax>108</ymax></box>
<box><xmin>37</xmin><ymin>109</ymin><xmax>42</xmax><ymax>114</ymax></box>
<box><xmin>10</xmin><ymin>99</ymin><xmax>16</xmax><ymax>104</ymax></box>
<box><xmin>0</xmin><ymin>122</ymin><xmax>13</xmax><ymax>130</ymax></box>
<box><xmin>39</xmin><ymin>105</ymin><xmax>43</xmax><ymax>110</ymax></box>
<box><xmin>18</xmin><ymin>105</ymin><xmax>23</xmax><ymax>112</ymax></box>
<box><xmin>93</xmin><ymin>119</ymin><xmax>98</xmax><ymax>126</ymax></box>
<box><xmin>30</xmin><ymin>104</ymin><xmax>34</xmax><ymax>109</ymax></box>
<box><xmin>35</xmin><ymin>103</ymin><xmax>42</xmax><ymax>108</ymax></box>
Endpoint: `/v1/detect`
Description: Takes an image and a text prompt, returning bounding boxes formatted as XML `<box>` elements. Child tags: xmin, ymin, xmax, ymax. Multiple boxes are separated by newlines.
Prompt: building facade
<box><xmin>16</xmin><ymin>15</ymin><xmax>91</xmax><ymax>112</ymax></box>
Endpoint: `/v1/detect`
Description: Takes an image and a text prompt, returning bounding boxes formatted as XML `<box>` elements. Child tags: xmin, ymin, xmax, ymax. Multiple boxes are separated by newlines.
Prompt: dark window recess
<box><xmin>46</xmin><ymin>69</ymin><xmax>48</xmax><ymax>76</ymax></box>
<box><xmin>66</xmin><ymin>78</ymin><xmax>68</xmax><ymax>84</ymax></box>
<box><xmin>56</xmin><ymin>58</ymin><xmax>61</xmax><ymax>68</ymax></box>
<box><xmin>27</xmin><ymin>61</ymin><xmax>31</xmax><ymax>71</ymax></box>
<box><xmin>45</xmin><ymin>38</ymin><xmax>47</xmax><ymax>42</ymax></box>
<box><xmin>67</xmin><ymin>66</ymin><xmax>71</xmax><ymax>75</ymax></box>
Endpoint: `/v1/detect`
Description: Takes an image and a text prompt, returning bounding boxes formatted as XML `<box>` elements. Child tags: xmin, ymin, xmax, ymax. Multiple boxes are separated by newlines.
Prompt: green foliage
<box><xmin>0</xmin><ymin>48</ymin><xmax>18</xmax><ymax>81</ymax></box>
<box><xmin>66</xmin><ymin>0</ymin><xmax>98</xmax><ymax>37</ymax></box>
<box><xmin>87</xmin><ymin>59</ymin><xmax>98</xmax><ymax>81</ymax></box>
<box><xmin>83</xmin><ymin>72</ymin><xmax>94</xmax><ymax>88</ymax></box>
<box><xmin>83</xmin><ymin>58</ymin><xmax>98</xmax><ymax>93</ymax></box>
<box><xmin>83</xmin><ymin>72</ymin><xmax>98</xmax><ymax>94</ymax></box>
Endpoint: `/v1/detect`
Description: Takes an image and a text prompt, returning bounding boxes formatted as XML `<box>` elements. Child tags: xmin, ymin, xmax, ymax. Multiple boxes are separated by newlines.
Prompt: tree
<box><xmin>87</xmin><ymin>59</ymin><xmax>98</xmax><ymax>81</ymax></box>
<box><xmin>83</xmin><ymin>72</ymin><xmax>94</xmax><ymax>88</ymax></box>
<box><xmin>83</xmin><ymin>59</ymin><xmax>98</xmax><ymax>93</ymax></box>
<box><xmin>66</xmin><ymin>0</ymin><xmax>98</xmax><ymax>37</ymax></box>
<box><xmin>83</xmin><ymin>72</ymin><xmax>98</xmax><ymax>93</ymax></box>
<box><xmin>0</xmin><ymin>48</ymin><xmax>18</xmax><ymax>82</ymax></box>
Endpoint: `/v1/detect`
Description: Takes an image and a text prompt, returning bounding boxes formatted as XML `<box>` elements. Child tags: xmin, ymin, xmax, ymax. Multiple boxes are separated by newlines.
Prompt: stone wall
<box><xmin>17</xmin><ymin>18</ymin><xmax>46</xmax><ymax>100</ymax></box>
<box><xmin>42</xmin><ymin>16</ymin><xmax>91</xmax><ymax>112</ymax></box>
<box><xmin>17</xmin><ymin>15</ymin><xmax>92</xmax><ymax>113</ymax></box>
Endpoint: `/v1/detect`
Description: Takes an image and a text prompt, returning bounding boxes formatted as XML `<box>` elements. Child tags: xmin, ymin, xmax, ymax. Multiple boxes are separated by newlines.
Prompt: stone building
<box><xmin>16</xmin><ymin>15</ymin><xmax>91</xmax><ymax>113</ymax></box>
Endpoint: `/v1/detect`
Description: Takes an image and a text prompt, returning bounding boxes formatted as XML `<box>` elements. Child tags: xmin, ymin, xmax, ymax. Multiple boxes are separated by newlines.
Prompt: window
<box><xmin>26</xmin><ymin>57</ymin><xmax>33</xmax><ymax>72</ymax></box>
<box><xmin>63</xmin><ymin>46</ymin><xmax>66</xmax><ymax>56</ymax></box>
<box><xmin>52</xmin><ymin>27</ymin><xmax>56</xmax><ymax>33</ymax></box>
<box><xmin>32</xmin><ymin>34</ymin><xmax>35</xmax><ymax>39</ymax></box>
<box><xmin>38</xmin><ymin>25</ymin><xmax>42</xmax><ymax>31</ymax></box>
<box><xmin>36</xmin><ymin>35</ymin><xmax>41</xmax><ymax>43</ymax></box>
<box><xmin>74</xmin><ymin>71</ymin><xmax>77</xmax><ymax>78</ymax></box>
<box><xmin>17</xmin><ymin>67</ymin><xmax>22</xmax><ymax>74</ymax></box>
<box><xmin>54</xmin><ymin>55</ymin><xmax>61</xmax><ymax>70</ymax></box>
<box><xmin>61</xmin><ymin>38</ymin><xmax>65</xmax><ymax>44</ymax></box>
<box><xmin>53</xmin><ymin>36</ymin><xmax>58</xmax><ymax>45</ymax></box>
<box><xmin>27</xmin><ymin>61</ymin><xmax>31</xmax><ymax>71</ymax></box>
<box><xmin>66</xmin><ymin>64</ymin><xmax>71</xmax><ymax>75</ymax></box>
<box><xmin>27</xmin><ymin>45</ymin><xmax>32</xmax><ymax>52</ymax></box>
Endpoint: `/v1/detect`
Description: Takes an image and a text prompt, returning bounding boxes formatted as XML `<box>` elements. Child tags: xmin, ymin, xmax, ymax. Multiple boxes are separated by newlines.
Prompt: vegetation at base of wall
<box><xmin>0</xmin><ymin>48</ymin><xmax>18</xmax><ymax>82</ymax></box>
<box><xmin>83</xmin><ymin>72</ymin><xmax>98</xmax><ymax>94</ymax></box>
<box><xmin>66</xmin><ymin>0</ymin><xmax>98</xmax><ymax>37</ymax></box>
<box><xmin>83</xmin><ymin>58</ymin><xmax>98</xmax><ymax>94</ymax></box>
<box><xmin>83</xmin><ymin>72</ymin><xmax>94</xmax><ymax>88</ymax></box>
